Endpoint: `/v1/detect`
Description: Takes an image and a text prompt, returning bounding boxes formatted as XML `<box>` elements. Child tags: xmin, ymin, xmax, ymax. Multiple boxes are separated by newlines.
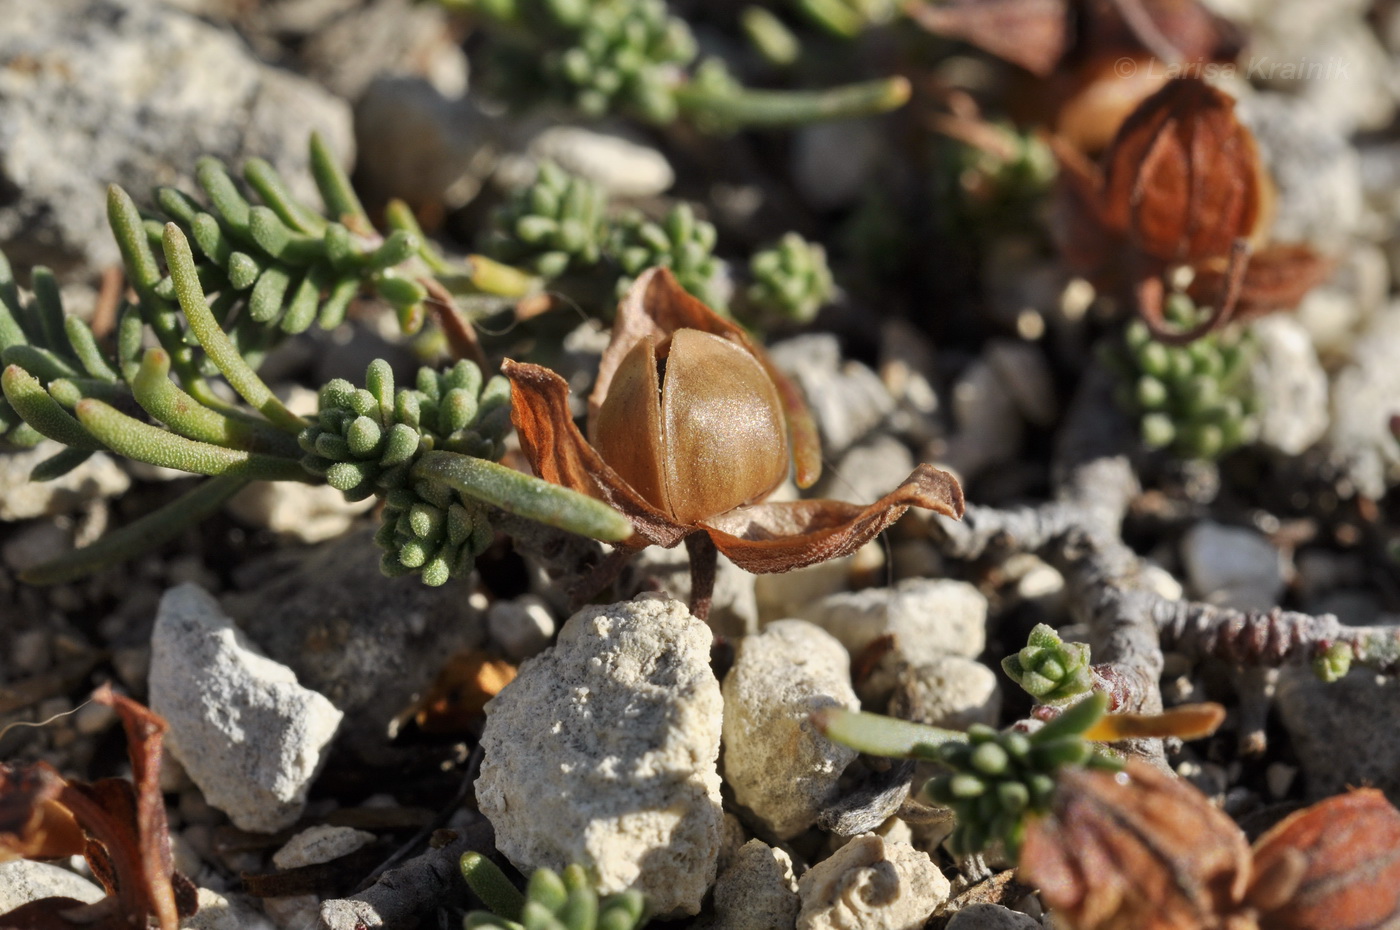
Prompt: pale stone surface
<box><xmin>515</xmin><ymin>125</ymin><xmax>675</xmax><ymax>198</ymax></box>
<box><xmin>1326</xmin><ymin>304</ymin><xmax>1400</xmax><ymax>498</ymax></box>
<box><xmin>884</xmin><ymin>655</ymin><xmax>1001</xmax><ymax>731</ymax></box>
<box><xmin>0</xmin><ymin>860</ymin><xmax>104</xmax><ymax>912</ymax></box>
<box><xmin>619</xmin><ymin>545</ymin><xmax>759</xmax><ymax>641</ymax></box>
<box><xmin>1276</xmin><ymin>664</ymin><xmax>1400</xmax><ymax>799</ymax></box>
<box><xmin>0</xmin><ymin>443</ymin><xmax>129</xmax><ymax>521</ymax></box>
<box><xmin>1249</xmin><ymin>316</ymin><xmax>1329</xmax><ymax>456</ymax></box>
<box><xmin>770</xmin><ymin>335</ymin><xmax>895</xmax><ymax>458</ymax></box>
<box><xmin>227</xmin><ymin>481</ymin><xmax>373</xmax><ymax>544</ymax></box>
<box><xmin>183</xmin><ymin>888</ymin><xmax>277</xmax><ymax>930</ymax></box>
<box><xmin>149</xmin><ymin>583</ymin><xmax>343</xmax><ymax>833</ymax></box>
<box><xmin>701</xmin><ymin>839</ymin><xmax>800</xmax><ymax>930</ymax></box>
<box><xmin>795</xmin><ymin>578</ymin><xmax>988</xmax><ymax>663</ymax></box>
<box><xmin>476</xmin><ymin>594</ymin><xmax>723</xmax><ymax>917</ymax></box>
<box><xmin>486</xmin><ymin>593</ymin><xmax>557</xmax><ymax>660</ymax></box>
<box><xmin>754</xmin><ymin>554</ymin><xmax>855</xmax><ymax>625</ymax></box>
<box><xmin>1181</xmin><ymin>522</ymin><xmax>1286</xmax><ymax>612</ymax></box>
<box><xmin>795</xmin><ymin>834</ymin><xmax>950</xmax><ymax>930</ymax></box>
<box><xmin>945</xmin><ymin>903</ymin><xmax>1041</xmax><ymax>930</ymax></box>
<box><xmin>272</xmin><ymin>825</ymin><xmax>376</xmax><ymax>869</ymax></box>
<box><xmin>722</xmin><ymin>620</ymin><xmax>859</xmax><ymax>840</ymax></box>
<box><xmin>941</xmin><ymin>358</ymin><xmax>1025</xmax><ymax>484</ymax></box>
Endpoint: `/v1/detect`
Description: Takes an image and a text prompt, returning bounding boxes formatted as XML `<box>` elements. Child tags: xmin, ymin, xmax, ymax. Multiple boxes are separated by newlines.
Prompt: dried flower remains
<box><xmin>504</xmin><ymin>268</ymin><xmax>964</xmax><ymax>618</ymax></box>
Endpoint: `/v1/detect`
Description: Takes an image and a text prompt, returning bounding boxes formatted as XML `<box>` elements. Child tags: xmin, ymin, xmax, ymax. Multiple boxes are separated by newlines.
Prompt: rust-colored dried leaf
<box><xmin>699</xmin><ymin>464</ymin><xmax>964</xmax><ymax>573</ymax></box>
<box><xmin>0</xmin><ymin>764</ymin><xmax>84</xmax><ymax>863</ymax></box>
<box><xmin>404</xmin><ymin>650</ymin><xmax>518</xmax><ymax>735</ymax></box>
<box><xmin>1249</xmin><ymin>789</ymin><xmax>1400</xmax><ymax>930</ymax></box>
<box><xmin>1083</xmin><ymin>702</ymin><xmax>1226</xmax><ymax>742</ymax></box>
<box><xmin>1019</xmin><ymin>760</ymin><xmax>1251</xmax><ymax>930</ymax></box>
<box><xmin>906</xmin><ymin>0</ymin><xmax>1070</xmax><ymax>76</ymax></box>
<box><xmin>1189</xmin><ymin>243</ymin><xmax>1335</xmax><ymax>320</ymax></box>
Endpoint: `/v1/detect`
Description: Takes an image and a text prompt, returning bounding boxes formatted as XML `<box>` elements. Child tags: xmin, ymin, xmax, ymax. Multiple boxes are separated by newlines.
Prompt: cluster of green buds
<box><xmin>461</xmin><ymin>852</ymin><xmax>648</xmax><ymax>930</ymax></box>
<box><xmin>1001</xmin><ymin>623</ymin><xmax>1094</xmax><ymax>706</ymax></box>
<box><xmin>744</xmin><ymin>233</ymin><xmax>834</xmax><ymax>326</ymax></box>
<box><xmin>299</xmin><ymin>359</ymin><xmax>512</xmax><ymax>584</ymax></box>
<box><xmin>922</xmin><ymin>694</ymin><xmax>1119</xmax><ymax>857</ymax></box>
<box><xmin>608</xmin><ymin>204</ymin><xmax>726</xmax><ymax>309</ymax></box>
<box><xmin>483</xmin><ymin>163</ymin><xmax>609</xmax><ymax>279</ymax></box>
<box><xmin>1106</xmin><ymin>295</ymin><xmax>1257</xmax><ymax>460</ymax></box>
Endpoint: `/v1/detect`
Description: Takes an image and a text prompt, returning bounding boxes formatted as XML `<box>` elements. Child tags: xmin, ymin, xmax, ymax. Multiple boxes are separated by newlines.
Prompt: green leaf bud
<box><xmin>346</xmin><ymin>415</ymin><xmax>383</xmax><ymax>457</ymax></box>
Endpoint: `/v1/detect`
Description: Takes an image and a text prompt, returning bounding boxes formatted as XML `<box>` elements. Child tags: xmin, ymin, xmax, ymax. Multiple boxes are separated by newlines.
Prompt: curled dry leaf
<box><xmin>0</xmin><ymin>684</ymin><xmax>196</xmax><ymax>930</ymax></box>
<box><xmin>504</xmin><ymin>268</ymin><xmax>964</xmax><ymax>617</ymax></box>
<box><xmin>1052</xmin><ymin>77</ymin><xmax>1330</xmax><ymax>344</ymax></box>
<box><xmin>1019</xmin><ymin>759</ymin><xmax>1400</xmax><ymax>930</ymax></box>
<box><xmin>394</xmin><ymin>650</ymin><xmax>517</xmax><ymax>737</ymax></box>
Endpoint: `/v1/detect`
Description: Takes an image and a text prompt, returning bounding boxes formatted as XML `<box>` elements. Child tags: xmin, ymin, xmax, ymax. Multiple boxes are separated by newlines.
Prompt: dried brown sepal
<box><xmin>398</xmin><ymin>650</ymin><xmax>518</xmax><ymax>736</ymax></box>
<box><xmin>1019</xmin><ymin>760</ymin><xmax>1251</xmax><ymax>930</ymax></box>
<box><xmin>905</xmin><ymin>0</ymin><xmax>1070</xmax><ymax>77</ymax></box>
<box><xmin>1248</xmin><ymin>789</ymin><xmax>1400</xmax><ymax>930</ymax></box>
<box><xmin>0</xmin><ymin>765</ymin><xmax>83</xmax><ymax>863</ymax></box>
<box><xmin>1187</xmin><ymin>244</ymin><xmax>1335</xmax><ymax>322</ymax></box>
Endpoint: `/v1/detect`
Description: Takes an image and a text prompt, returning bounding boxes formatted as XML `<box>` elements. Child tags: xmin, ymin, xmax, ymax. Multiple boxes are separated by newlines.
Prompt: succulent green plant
<box><xmin>1002</xmin><ymin>623</ymin><xmax>1094</xmax><ymax>706</ymax></box>
<box><xmin>436</xmin><ymin>0</ymin><xmax>910</xmax><ymax>130</ymax></box>
<box><xmin>815</xmin><ymin>692</ymin><xmax>1121</xmax><ymax>858</ymax></box>
<box><xmin>460</xmin><ymin>852</ymin><xmax>648</xmax><ymax>930</ymax></box>
<box><xmin>482</xmin><ymin>163</ymin><xmax>610</xmax><ymax>279</ymax></box>
<box><xmin>744</xmin><ymin>232</ymin><xmax>834</xmax><ymax>326</ymax></box>
<box><xmin>1107</xmin><ymin>295</ymin><xmax>1257</xmax><ymax>460</ymax></box>
<box><xmin>608</xmin><ymin>204</ymin><xmax>727</xmax><ymax>310</ymax></box>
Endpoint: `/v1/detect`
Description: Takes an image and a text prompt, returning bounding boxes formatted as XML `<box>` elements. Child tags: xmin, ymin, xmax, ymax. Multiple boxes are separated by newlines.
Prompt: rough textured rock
<box><xmin>504</xmin><ymin>125</ymin><xmax>675</xmax><ymax>199</ymax></box>
<box><xmin>486</xmin><ymin>593</ymin><xmax>557</xmax><ymax>660</ymax></box>
<box><xmin>185</xmin><ymin>888</ymin><xmax>277</xmax><ymax>930</ymax></box>
<box><xmin>701</xmin><ymin>839</ymin><xmax>801</xmax><ymax>930</ymax></box>
<box><xmin>1249</xmin><ymin>316</ymin><xmax>1329</xmax><ymax>455</ymax></box>
<box><xmin>796</xmin><ymin>578</ymin><xmax>988</xmax><ymax>664</ymax></box>
<box><xmin>1326</xmin><ymin>304</ymin><xmax>1400</xmax><ymax>498</ymax></box>
<box><xmin>816</xmin><ymin>434</ymin><xmax>917</xmax><ymax>509</ymax></box>
<box><xmin>222</xmin><ymin>528</ymin><xmax>483</xmax><ymax>763</ymax></box>
<box><xmin>945</xmin><ymin>903</ymin><xmax>1042</xmax><ymax>930</ymax></box>
<box><xmin>0</xmin><ymin>860</ymin><xmax>104</xmax><ymax>912</ymax></box>
<box><xmin>227</xmin><ymin>481</ymin><xmax>373</xmax><ymax>544</ymax></box>
<box><xmin>770</xmin><ymin>335</ymin><xmax>895</xmax><ymax>458</ymax></box>
<box><xmin>940</xmin><ymin>358</ymin><xmax>1025</xmax><ymax>484</ymax></box>
<box><xmin>1180</xmin><ymin>522</ymin><xmax>1287</xmax><ymax>612</ymax></box>
<box><xmin>476</xmin><ymin>594</ymin><xmax>723</xmax><ymax>917</ymax></box>
<box><xmin>1276</xmin><ymin>664</ymin><xmax>1400</xmax><ymax>800</ymax></box>
<box><xmin>883</xmin><ymin>655</ymin><xmax>1002</xmax><ymax>731</ymax></box>
<box><xmin>149</xmin><ymin>583</ymin><xmax>343</xmax><ymax>833</ymax></box>
<box><xmin>795</xmin><ymin>834</ymin><xmax>950</xmax><ymax>930</ymax></box>
<box><xmin>620</xmin><ymin>545</ymin><xmax>759</xmax><ymax>640</ymax></box>
<box><xmin>754</xmin><ymin>555</ymin><xmax>856</xmax><ymax>625</ymax></box>
<box><xmin>722</xmin><ymin>620</ymin><xmax>859</xmax><ymax>840</ymax></box>
<box><xmin>0</xmin><ymin>444</ymin><xmax>130</xmax><ymax>521</ymax></box>
<box><xmin>0</xmin><ymin>0</ymin><xmax>352</xmax><ymax>275</ymax></box>
<box><xmin>272</xmin><ymin>825</ymin><xmax>377</xmax><ymax>869</ymax></box>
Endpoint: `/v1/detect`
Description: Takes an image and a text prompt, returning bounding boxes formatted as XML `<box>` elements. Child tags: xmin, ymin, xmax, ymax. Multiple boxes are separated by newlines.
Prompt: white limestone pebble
<box><xmin>486</xmin><ymin>593</ymin><xmax>557</xmax><ymax>660</ymax></box>
<box><xmin>0</xmin><ymin>860</ymin><xmax>104</xmax><ymax>912</ymax></box>
<box><xmin>475</xmin><ymin>593</ymin><xmax>723</xmax><ymax>918</ymax></box>
<box><xmin>796</xmin><ymin>834</ymin><xmax>950</xmax><ymax>930</ymax></box>
<box><xmin>701</xmin><ymin>839</ymin><xmax>801</xmax><ymax>930</ymax></box>
<box><xmin>1181</xmin><ymin>522</ymin><xmax>1286</xmax><ymax>612</ymax></box>
<box><xmin>722</xmin><ymin>620</ymin><xmax>859</xmax><ymax>840</ymax></box>
<box><xmin>886</xmin><ymin>655</ymin><xmax>1002</xmax><ymax>731</ymax></box>
<box><xmin>272</xmin><ymin>825</ymin><xmax>376</xmax><ymax>869</ymax></box>
<box><xmin>795</xmin><ymin>578</ymin><xmax>988</xmax><ymax>663</ymax></box>
<box><xmin>148</xmin><ymin>583</ymin><xmax>343</xmax><ymax>833</ymax></box>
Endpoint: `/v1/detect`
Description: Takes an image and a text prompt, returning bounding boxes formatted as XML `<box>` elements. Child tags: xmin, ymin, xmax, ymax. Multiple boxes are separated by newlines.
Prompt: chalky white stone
<box><xmin>796</xmin><ymin>833</ymin><xmax>950</xmax><ymax>930</ymax></box>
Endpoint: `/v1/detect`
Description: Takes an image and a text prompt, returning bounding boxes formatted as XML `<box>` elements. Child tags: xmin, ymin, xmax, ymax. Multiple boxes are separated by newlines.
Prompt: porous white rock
<box><xmin>148</xmin><ymin>583</ymin><xmax>343</xmax><ymax>833</ymax></box>
<box><xmin>941</xmin><ymin>358</ymin><xmax>1025</xmax><ymax>484</ymax></box>
<box><xmin>795</xmin><ymin>833</ymin><xmax>949</xmax><ymax>930</ymax></box>
<box><xmin>0</xmin><ymin>442</ymin><xmax>130</xmax><ymax>521</ymax></box>
<box><xmin>620</xmin><ymin>545</ymin><xmax>759</xmax><ymax>641</ymax></box>
<box><xmin>184</xmin><ymin>888</ymin><xmax>277</xmax><ymax>930</ymax></box>
<box><xmin>0</xmin><ymin>860</ymin><xmax>104</xmax><ymax>912</ymax></box>
<box><xmin>272</xmin><ymin>825</ymin><xmax>376</xmax><ymax>869</ymax></box>
<box><xmin>1249</xmin><ymin>316</ymin><xmax>1329</xmax><ymax>456</ymax></box>
<box><xmin>227</xmin><ymin>481</ymin><xmax>373</xmax><ymax>544</ymax></box>
<box><xmin>475</xmin><ymin>594</ymin><xmax>723</xmax><ymax>917</ymax></box>
<box><xmin>701</xmin><ymin>839</ymin><xmax>800</xmax><ymax>930</ymax></box>
<box><xmin>945</xmin><ymin>903</ymin><xmax>1041</xmax><ymax>930</ymax></box>
<box><xmin>515</xmin><ymin>125</ymin><xmax>675</xmax><ymax>199</ymax></box>
<box><xmin>795</xmin><ymin>578</ymin><xmax>988</xmax><ymax>663</ymax></box>
<box><xmin>722</xmin><ymin>620</ymin><xmax>859</xmax><ymax>840</ymax></box>
<box><xmin>770</xmin><ymin>335</ymin><xmax>895</xmax><ymax>458</ymax></box>
<box><xmin>1326</xmin><ymin>304</ymin><xmax>1400</xmax><ymax>498</ymax></box>
<box><xmin>884</xmin><ymin>655</ymin><xmax>1001</xmax><ymax>731</ymax></box>
<box><xmin>485</xmin><ymin>593</ymin><xmax>557</xmax><ymax>660</ymax></box>
<box><xmin>1181</xmin><ymin>522</ymin><xmax>1286</xmax><ymax>612</ymax></box>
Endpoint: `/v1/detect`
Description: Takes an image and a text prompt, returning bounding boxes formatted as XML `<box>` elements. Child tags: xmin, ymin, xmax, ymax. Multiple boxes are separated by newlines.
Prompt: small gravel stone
<box><xmin>227</xmin><ymin>481</ymin><xmax>373</xmax><ymax>545</ymax></box>
<box><xmin>0</xmin><ymin>444</ymin><xmax>130</xmax><ymax>521</ymax></box>
<box><xmin>795</xmin><ymin>834</ymin><xmax>950</xmax><ymax>930</ymax></box>
<box><xmin>1326</xmin><ymin>304</ymin><xmax>1400</xmax><ymax>498</ymax></box>
<box><xmin>183</xmin><ymin>887</ymin><xmax>278</xmax><ymax>930</ymax></box>
<box><xmin>1249</xmin><ymin>315</ymin><xmax>1329</xmax><ymax>455</ymax></box>
<box><xmin>486</xmin><ymin>594</ymin><xmax>557</xmax><ymax>660</ymax></box>
<box><xmin>1</xmin><ymin>520</ymin><xmax>72</xmax><ymax>575</ymax></box>
<box><xmin>1276</xmin><ymin>664</ymin><xmax>1400</xmax><ymax>799</ymax></box>
<box><xmin>149</xmin><ymin>583</ymin><xmax>343</xmax><ymax>833</ymax></box>
<box><xmin>985</xmin><ymin>339</ymin><xmax>1059</xmax><ymax>428</ymax></box>
<box><xmin>945</xmin><ymin>903</ymin><xmax>1042</xmax><ymax>930</ymax></box>
<box><xmin>476</xmin><ymin>593</ymin><xmax>723</xmax><ymax>918</ymax></box>
<box><xmin>0</xmin><ymin>860</ymin><xmax>104</xmax><ymax>912</ymax></box>
<box><xmin>817</xmin><ymin>434</ymin><xmax>917</xmax><ymax>508</ymax></box>
<box><xmin>510</xmin><ymin>124</ymin><xmax>675</xmax><ymax>198</ymax></box>
<box><xmin>793</xmin><ymin>120</ymin><xmax>884</xmax><ymax>211</ymax></box>
<box><xmin>770</xmin><ymin>335</ymin><xmax>895</xmax><ymax>458</ymax></box>
<box><xmin>701</xmin><ymin>839</ymin><xmax>801</xmax><ymax>930</ymax></box>
<box><xmin>939</xmin><ymin>358</ymin><xmax>1025</xmax><ymax>484</ymax></box>
<box><xmin>1180</xmin><ymin>522</ymin><xmax>1286</xmax><ymax>611</ymax></box>
<box><xmin>272</xmin><ymin>825</ymin><xmax>376</xmax><ymax>869</ymax></box>
<box><xmin>795</xmin><ymin>578</ymin><xmax>988</xmax><ymax>663</ymax></box>
<box><xmin>722</xmin><ymin>620</ymin><xmax>859</xmax><ymax>840</ymax></box>
<box><xmin>73</xmin><ymin>698</ymin><xmax>117</xmax><ymax>736</ymax></box>
<box><xmin>620</xmin><ymin>545</ymin><xmax>759</xmax><ymax>641</ymax></box>
<box><xmin>884</xmin><ymin>655</ymin><xmax>1002</xmax><ymax>731</ymax></box>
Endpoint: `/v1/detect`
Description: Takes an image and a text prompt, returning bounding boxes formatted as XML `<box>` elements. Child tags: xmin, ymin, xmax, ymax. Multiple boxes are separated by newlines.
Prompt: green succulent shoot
<box><xmin>460</xmin><ymin>852</ymin><xmax>648</xmax><ymax>930</ymax></box>
<box><xmin>1107</xmin><ymin>293</ymin><xmax>1257</xmax><ymax>460</ymax></box>
<box><xmin>743</xmin><ymin>232</ymin><xmax>835</xmax><ymax>326</ymax></box>
<box><xmin>1002</xmin><ymin>623</ymin><xmax>1094</xmax><ymax>705</ymax></box>
<box><xmin>815</xmin><ymin>692</ymin><xmax>1121</xmax><ymax>858</ymax></box>
<box><xmin>483</xmin><ymin>162</ymin><xmax>610</xmax><ymax>279</ymax></box>
<box><xmin>608</xmin><ymin>203</ymin><xmax>728</xmax><ymax>310</ymax></box>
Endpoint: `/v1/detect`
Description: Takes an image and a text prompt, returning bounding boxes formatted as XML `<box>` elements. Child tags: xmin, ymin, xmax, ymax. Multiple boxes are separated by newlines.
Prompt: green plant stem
<box><xmin>2</xmin><ymin>365</ymin><xmax>104</xmax><ymax>451</ymax></box>
<box><xmin>673</xmin><ymin>75</ymin><xmax>910</xmax><ymax>129</ymax></box>
<box><xmin>20</xmin><ymin>475</ymin><xmax>250</xmax><ymax>585</ymax></box>
<box><xmin>411</xmin><ymin>450</ymin><xmax>633</xmax><ymax>542</ymax></box>
<box><xmin>131</xmin><ymin>348</ymin><xmax>301</xmax><ymax>457</ymax></box>
<box><xmin>75</xmin><ymin>399</ymin><xmax>307</xmax><ymax>481</ymax></box>
<box><xmin>445</xmin><ymin>256</ymin><xmax>541</xmax><ymax>299</ymax></box>
<box><xmin>310</xmin><ymin>131</ymin><xmax>370</xmax><ymax>228</ymax></box>
<box><xmin>161</xmin><ymin>224</ymin><xmax>307</xmax><ymax>434</ymax></box>
<box><xmin>811</xmin><ymin>706</ymin><xmax>966</xmax><ymax>760</ymax></box>
<box><xmin>461</xmin><ymin>853</ymin><xmax>526</xmax><ymax>922</ymax></box>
